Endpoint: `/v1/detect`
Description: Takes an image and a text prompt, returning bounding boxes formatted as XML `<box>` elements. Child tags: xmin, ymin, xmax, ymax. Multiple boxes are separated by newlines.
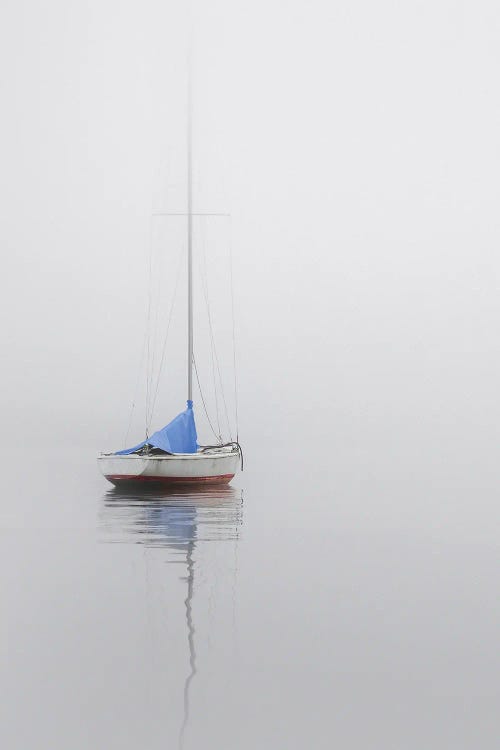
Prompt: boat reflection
<box><xmin>101</xmin><ymin>484</ymin><xmax>243</xmax><ymax>548</ymax></box>
<box><xmin>100</xmin><ymin>484</ymin><xmax>243</xmax><ymax>749</ymax></box>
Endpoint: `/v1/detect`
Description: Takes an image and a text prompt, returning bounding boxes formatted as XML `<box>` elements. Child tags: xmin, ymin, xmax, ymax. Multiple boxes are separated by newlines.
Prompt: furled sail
<box><xmin>116</xmin><ymin>400</ymin><xmax>198</xmax><ymax>455</ymax></box>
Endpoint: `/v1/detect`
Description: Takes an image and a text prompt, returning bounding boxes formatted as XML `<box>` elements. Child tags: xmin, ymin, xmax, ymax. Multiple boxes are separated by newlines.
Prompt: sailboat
<box><xmin>98</xmin><ymin>63</ymin><xmax>241</xmax><ymax>488</ymax></box>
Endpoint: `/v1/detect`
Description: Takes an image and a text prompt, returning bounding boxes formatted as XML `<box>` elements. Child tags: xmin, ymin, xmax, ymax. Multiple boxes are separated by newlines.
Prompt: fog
<box><xmin>1</xmin><ymin>1</ymin><xmax>499</xmax><ymax>748</ymax></box>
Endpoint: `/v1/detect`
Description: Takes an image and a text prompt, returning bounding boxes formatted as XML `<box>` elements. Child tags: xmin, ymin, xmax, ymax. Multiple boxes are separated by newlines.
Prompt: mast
<box><xmin>179</xmin><ymin>539</ymin><xmax>196</xmax><ymax>749</ymax></box>
<box><xmin>187</xmin><ymin>47</ymin><xmax>193</xmax><ymax>404</ymax></box>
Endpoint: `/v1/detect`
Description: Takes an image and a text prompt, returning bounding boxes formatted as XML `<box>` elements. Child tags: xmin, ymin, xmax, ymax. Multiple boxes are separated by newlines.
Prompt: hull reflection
<box><xmin>101</xmin><ymin>484</ymin><xmax>243</xmax><ymax>547</ymax></box>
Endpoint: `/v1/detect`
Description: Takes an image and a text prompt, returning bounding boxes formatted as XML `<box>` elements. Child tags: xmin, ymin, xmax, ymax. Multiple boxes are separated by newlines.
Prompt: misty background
<box><xmin>2</xmin><ymin>0</ymin><xmax>499</xmax><ymax>474</ymax></box>
<box><xmin>1</xmin><ymin>1</ymin><xmax>499</xmax><ymax>748</ymax></box>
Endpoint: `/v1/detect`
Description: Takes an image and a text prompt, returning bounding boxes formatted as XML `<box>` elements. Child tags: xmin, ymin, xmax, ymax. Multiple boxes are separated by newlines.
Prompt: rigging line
<box><xmin>197</xmin><ymin>224</ymin><xmax>233</xmax><ymax>441</ymax></box>
<box><xmin>200</xmin><ymin>217</ymin><xmax>221</xmax><ymax>438</ymax></box>
<box><xmin>198</xmin><ymin>252</ymin><xmax>227</xmax><ymax>439</ymax></box>
<box><xmin>149</xmin><ymin>222</ymin><xmax>175</xmax><ymax>430</ymax></box>
<box><xmin>153</xmin><ymin>212</ymin><xmax>230</xmax><ymax>216</ymax></box>
<box><xmin>148</xmin><ymin>238</ymin><xmax>164</xmax><ymax>426</ymax></box>
<box><xmin>123</xmin><ymin>332</ymin><xmax>147</xmax><ymax>449</ymax></box>
<box><xmin>122</xmin><ymin>217</ymin><xmax>154</xmax><ymax>446</ymax></box>
<box><xmin>228</xmin><ymin>215</ymin><xmax>240</xmax><ymax>442</ymax></box>
<box><xmin>148</xmin><ymin>245</ymin><xmax>184</xmax><ymax>427</ymax></box>
<box><xmin>145</xmin><ymin>217</ymin><xmax>155</xmax><ymax>439</ymax></box>
<box><xmin>193</xmin><ymin>355</ymin><xmax>220</xmax><ymax>441</ymax></box>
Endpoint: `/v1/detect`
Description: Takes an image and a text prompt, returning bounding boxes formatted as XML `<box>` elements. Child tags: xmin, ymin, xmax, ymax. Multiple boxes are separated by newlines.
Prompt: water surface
<box><xmin>2</xmin><ymin>447</ymin><xmax>498</xmax><ymax>749</ymax></box>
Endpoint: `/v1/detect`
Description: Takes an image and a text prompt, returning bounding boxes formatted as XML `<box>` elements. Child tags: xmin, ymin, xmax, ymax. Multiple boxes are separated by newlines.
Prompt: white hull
<box><xmin>98</xmin><ymin>446</ymin><xmax>240</xmax><ymax>487</ymax></box>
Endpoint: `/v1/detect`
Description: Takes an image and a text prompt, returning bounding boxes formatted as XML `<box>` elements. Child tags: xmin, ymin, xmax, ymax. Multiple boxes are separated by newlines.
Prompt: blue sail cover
<box><xmin>115</xmin><ymin>401</ymin><xmax>198</xmax><ymax>455</ymax></box>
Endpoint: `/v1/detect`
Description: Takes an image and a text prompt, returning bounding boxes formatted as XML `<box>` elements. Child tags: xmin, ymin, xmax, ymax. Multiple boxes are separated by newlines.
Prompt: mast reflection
<box><xmin>100</xmin><ymin>485</ymin><xmax>243</xmax><ymax>749</ymax></box>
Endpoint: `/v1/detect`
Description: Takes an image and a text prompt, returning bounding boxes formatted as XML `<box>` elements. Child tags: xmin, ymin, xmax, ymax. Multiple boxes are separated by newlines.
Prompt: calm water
<box><xmin>2</xmin><ymin>445</ymin><xmax>498</xmax><ymax>749</ymax></box>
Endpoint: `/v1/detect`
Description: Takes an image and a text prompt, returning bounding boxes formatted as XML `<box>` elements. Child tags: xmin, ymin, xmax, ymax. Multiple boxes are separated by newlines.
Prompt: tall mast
<box><xmin>187</xmin><ymin>49</ymin><xmax>193</xmax><ymax>403</ymax></box>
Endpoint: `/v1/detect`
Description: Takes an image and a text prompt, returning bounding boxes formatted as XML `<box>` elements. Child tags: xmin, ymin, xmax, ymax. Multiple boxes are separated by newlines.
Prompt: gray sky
<box><xmin>1</xmin><ymin>0</ymin><xmax>499</xmax><ymax>481</ymax></box>
<box><xmin>2</xmin><ymin>5</ymin><xmax>500</xmax><ymax>749</ymax></box>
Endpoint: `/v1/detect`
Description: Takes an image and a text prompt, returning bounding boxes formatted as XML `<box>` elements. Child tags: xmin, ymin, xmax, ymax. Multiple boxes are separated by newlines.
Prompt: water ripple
<box><xmin>99</xmin><ymin>484</ymin><xmax>244</xmax><ymax>548</ymax></box>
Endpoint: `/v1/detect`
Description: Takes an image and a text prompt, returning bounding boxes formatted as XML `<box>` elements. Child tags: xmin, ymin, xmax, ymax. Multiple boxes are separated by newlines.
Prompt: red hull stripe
<box><xmin>105</xmin><ymin>473</ymin><xmax>235</xmax><ymax>486</ymax></box>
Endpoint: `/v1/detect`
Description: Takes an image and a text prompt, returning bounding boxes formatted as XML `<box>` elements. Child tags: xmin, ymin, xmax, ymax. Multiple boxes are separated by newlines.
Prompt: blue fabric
<box><xmin>116</xmin><ymin>401</ymin><xmax>198</xmax><ymax>455</ymax></box>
